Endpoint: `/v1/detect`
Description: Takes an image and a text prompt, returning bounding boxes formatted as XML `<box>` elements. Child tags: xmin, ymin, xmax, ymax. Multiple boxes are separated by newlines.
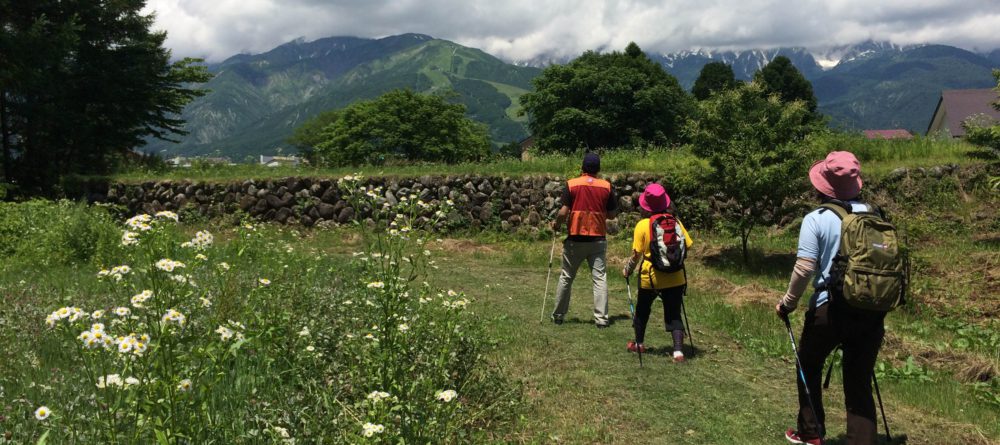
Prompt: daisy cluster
<box><xmin>215</xmin><ymin>320</ymin><xmax>246</xmax><ymax>342</ymax></box>
<box><xmin>155</xmin><ymin>258</ymin><xmax>186</xmax><ymax>272</ymax></box>
<box><xmin>181</xmin><ymin>230</ymin><xmax>214</xmax><ymax>249</ymax></box>
<box><xmin>97</xmin><ymin>265</ymin><xmax>132</xmax><ymax>281</ymax></box>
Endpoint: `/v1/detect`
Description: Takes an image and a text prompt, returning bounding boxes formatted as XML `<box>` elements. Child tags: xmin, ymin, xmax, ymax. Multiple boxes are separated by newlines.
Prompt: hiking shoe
<box><xmin>785</xmin><ymin>429</ymin><xmax>823</xmax><ymax>445</ymax></box>
<box><xmin>551</xmin><ymin>315</ymin><xmax>564</xmax><ymax>325</ymax></box>
<box><xmin>672</xmin><ymin>351</ymin><xmax>686</xmax><ymax>363</ymax></box>
<box><xmin>626</xmin><ymin>341</ymin><xmax>646</xmax><ymax>353</ymax></box>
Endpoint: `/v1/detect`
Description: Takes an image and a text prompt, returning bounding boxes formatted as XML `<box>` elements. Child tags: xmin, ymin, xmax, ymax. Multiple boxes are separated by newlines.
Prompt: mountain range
<box><xmin>146</xmin><ymin>35</ymin><xmax>999</xmax><ymax>159</ymax></box>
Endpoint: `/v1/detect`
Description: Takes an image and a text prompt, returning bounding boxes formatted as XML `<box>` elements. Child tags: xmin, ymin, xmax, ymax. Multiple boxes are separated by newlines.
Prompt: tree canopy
<box><xmin>692</xmin><ymin>62</ymin><xmax>739</xmax><ymax>100</ymax></box>
<box><xmin>519</xmin><ymin>42</ymin><xmax>694</xmax><ymax>152</ymax></box>
<box><xmin>311</xmin><ymin>89</ymin><xmax>490</xmax><ymax>166</ymax></box>
<box><xmin>686</xmin><ymin>81</ymin><xmax>822</xmax><ymax>262</ymax></box>
<box><xmin>753</xmin><ymin>56</ymin><xmax>819</xmax><ymax>114</ymax></box>
<box><xmin>0</xmin><ymin>0</ymin><xmax>211</xmax><ymax>194</ymax></box>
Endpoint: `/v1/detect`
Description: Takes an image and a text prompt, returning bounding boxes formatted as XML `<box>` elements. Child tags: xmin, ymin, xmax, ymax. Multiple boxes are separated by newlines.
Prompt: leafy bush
<box><xmin>0</xmin><ymin>200</ymin><xmax>123</xmax><ymax>266</ymax></box>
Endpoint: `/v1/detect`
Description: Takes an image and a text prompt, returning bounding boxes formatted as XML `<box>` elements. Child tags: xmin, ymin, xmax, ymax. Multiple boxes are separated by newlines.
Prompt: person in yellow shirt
<box><xmin>622</xmin><ymin>183</ymin><xmax>693</xmax><ymax>362</ymax></box>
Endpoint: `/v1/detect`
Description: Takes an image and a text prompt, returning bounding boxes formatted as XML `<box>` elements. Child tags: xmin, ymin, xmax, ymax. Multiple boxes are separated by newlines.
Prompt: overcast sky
<box><xmin>143</xmin><ymin>0</ymin><xmax>1000</xmax><ymax>62</ymax></box>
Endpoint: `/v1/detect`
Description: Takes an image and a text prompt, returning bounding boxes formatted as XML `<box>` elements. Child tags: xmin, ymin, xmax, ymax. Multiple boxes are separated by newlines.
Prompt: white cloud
<box><xmin>142</xmin><ymin>0</ymin><xmax>1000</xmax><ymax>62</ymax></box>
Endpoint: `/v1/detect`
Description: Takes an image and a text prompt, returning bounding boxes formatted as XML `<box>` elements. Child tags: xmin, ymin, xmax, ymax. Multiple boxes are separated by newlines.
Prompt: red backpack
<box><xmin>648</xmin><ymin>213</ymin><xmax>686</xmax><ymax>273</ymax></box>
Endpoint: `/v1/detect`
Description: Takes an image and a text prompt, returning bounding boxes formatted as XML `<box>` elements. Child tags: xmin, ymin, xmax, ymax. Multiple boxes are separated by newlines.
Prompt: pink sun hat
<box><xmin>809</xmin><ymin>151</ymin><xmax>863</xmax><ymax>200</ymax></box>
<box><xmin>639</xmin><ymin>183</ymin><xmax>671</xmax><ymax>213</ymax></box>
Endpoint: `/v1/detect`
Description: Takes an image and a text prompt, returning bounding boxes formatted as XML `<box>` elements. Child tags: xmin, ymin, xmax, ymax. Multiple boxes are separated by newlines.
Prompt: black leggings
<box><xmin>634</xmin><ymin>285</ymin><xmax>685</xmax><ymax>344</ymax></box>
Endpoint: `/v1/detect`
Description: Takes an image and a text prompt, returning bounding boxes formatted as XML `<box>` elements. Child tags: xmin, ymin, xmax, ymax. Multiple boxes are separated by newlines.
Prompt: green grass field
<box><xmin>2</xmin><ymin>146</ymin><xmax>997</xmax><ymax>443</ymax></box>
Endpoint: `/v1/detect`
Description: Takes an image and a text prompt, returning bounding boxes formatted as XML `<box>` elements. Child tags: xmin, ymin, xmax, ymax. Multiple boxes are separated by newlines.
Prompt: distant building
<box><xmin>166</xmin><ymin>156</ymin><xmax>233</xmax><ymax>168</ymax></box>
<box><xmin>863</xmin><ymin>129</ymin><xmax>913</xmax><ymax>140</ymax></box>
<box><xmin>260</xmin><ymin>155</ymin><xmax>303</xmax><ymax>167</ymax></box>
<box><xmin>926</xmin><ymin>89</ymin><xmax>1000</xmax><ymax>138</ymax></box>
<box><xmin>519</xmin><ymin>136</ymin><xmax>535</xmax><ymax>161</ymax></box>
<box><xmin>167</xmin><ymin>157</ymin><xmax>191</xmax><ymax>168</ymax></box>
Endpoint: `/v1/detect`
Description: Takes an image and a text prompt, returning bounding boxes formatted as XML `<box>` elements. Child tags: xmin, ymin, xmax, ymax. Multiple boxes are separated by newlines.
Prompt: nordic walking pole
<box><xmin>681</xmin><ymin>268</ymin><xmax>694</xmax><ymax>357</ymax></box>
<box><xmin>823</xmin><ymin>346</ymin><xmax>840</xmax><ymax>389</ymax></box>
<box><xmin>873</xmin><ymin>371</ymin><xmax>892</xmax><ymax>442</ymax></box>
<box><xmin>626</xmin><ymin>276</ymin><xmax>642</xmax><ymax>368</ymax></box>
<box><xmin>539</xmin><ymin>235</ymin><xmax>557</xmax><ymax>323</ymax></box>
<box><xmin>681</xmin><ymin>298</ymin><xmax>694</xmax><ymax>358</ymax></box>
<box><xmin>781</xmin><ymin>313</ymin><xmax>821</xmax><ymax>434</ymax></box>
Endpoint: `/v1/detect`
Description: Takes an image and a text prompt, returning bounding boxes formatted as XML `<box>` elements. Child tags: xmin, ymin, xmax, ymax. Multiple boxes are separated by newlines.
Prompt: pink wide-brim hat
<box><xmin>639</xmin><ymin>183</ymin><xmax>671</xmax><ymax>213</ymax></box>
<box><xmin>809</xmin><ymin>151</ymin><xmax>863</xmax><ymax>200</ymax></box>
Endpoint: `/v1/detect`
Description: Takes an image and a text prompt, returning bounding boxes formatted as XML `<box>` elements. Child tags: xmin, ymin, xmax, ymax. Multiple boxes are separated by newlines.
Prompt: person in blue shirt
<box><xmin>776</xmin><ymin>151</ymin><xmax>886</xmax><ymax>445</ymax></box>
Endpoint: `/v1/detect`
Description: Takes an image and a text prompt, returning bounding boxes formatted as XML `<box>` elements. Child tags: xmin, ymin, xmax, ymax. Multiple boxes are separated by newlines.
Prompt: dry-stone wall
<box><xmin>102</xmin><ymin>175</ymin><xmax>705</xmax><ymax>233</ymax></box>
<box><xmin>98</xmin><ymin>164</ymin><xmax>970</xmax><ymax>232</ymax></box>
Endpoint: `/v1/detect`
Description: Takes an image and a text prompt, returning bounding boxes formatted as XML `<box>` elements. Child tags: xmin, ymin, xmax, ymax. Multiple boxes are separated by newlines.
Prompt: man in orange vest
<box><xmin>551</xmin><ymin>153</ymin><xmax>619</xmax><ymax>328</ymax></box>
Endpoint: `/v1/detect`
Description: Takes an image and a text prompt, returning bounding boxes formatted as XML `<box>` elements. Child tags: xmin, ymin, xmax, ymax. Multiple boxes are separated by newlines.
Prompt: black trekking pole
<box><xmin>681</xmin><ymin>268</ymin><xmax>694</xmax><ymax>357</ymax></box>
<box><xmin>872</xmin><ymin>371</ymin><xmax>892</xmax><ymax>442</ymax></box>
<box><xmin>781</xmin><ymin>314</ymin><xmax>821</xmax><ymax>435</ymax></box>
<box><xmin>625</xmin><ymin>276</ymin><xmax>642</xmax><ymax>368</ymax></box>
<box><xmin>823</xmin><ymin>346</ymin><xmax>840</xmax><ymax>389</ymax></box>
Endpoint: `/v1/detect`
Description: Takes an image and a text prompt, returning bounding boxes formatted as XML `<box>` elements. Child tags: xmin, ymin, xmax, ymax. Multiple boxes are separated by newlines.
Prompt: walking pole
<box><xmin>823</xmin><ymin>346</ymin><xmax>840</xmax><ymax>389</ymax></box>
<box><xmin>539</xmin><ymin>235</ymin><xmax>557</xmax><ymax>323</ymax></box>
<box><xmin>781</xmin><ymin>314</ymin><xmax>821</xmax><ymax>436</ymax></box>
<box><xmin>681</xmin><ymin>268</ymin><xmax>695</xmax><ymax>357</ymax></box>
<box><xmin>872</xmin><ymin>371</ymin><xmax>892</xmax><ymax>442</ymax></box>
<box><xmin>626</xmin><ymin>277</ymin><xmax>642</xmax><ymax>368</ymax></box>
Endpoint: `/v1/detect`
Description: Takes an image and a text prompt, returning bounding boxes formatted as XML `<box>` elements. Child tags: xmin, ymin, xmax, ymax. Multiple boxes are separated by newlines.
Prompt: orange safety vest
<box><xmin>566</xmin><ymin>174</ymin><xmax>611</xmax><ymax>237</ymax></box>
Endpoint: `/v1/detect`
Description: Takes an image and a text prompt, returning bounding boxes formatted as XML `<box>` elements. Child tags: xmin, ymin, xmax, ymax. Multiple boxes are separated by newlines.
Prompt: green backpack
<box><xmin>821</xmin><ymin>202</ymin><xmax>907</xmax><ymax>312</ymax></box>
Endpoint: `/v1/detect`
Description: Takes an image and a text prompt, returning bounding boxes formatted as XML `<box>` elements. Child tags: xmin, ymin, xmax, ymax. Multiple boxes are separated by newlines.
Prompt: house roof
<box><xmin>926</xmin><ymin>89</ymin><xmax>1000</xmax><ymax>137</ymax></box>
<box><xmin>863</xmin><ymin>129</ymin><xmax>913</xmax><ymax>140</ymax></box>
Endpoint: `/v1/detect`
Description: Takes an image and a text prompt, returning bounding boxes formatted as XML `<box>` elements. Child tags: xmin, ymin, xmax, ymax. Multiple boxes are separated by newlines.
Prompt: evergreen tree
<box><xmin>753</xmin><ymin>56</ymin><xmax>819</xmax><ymax>113</ymax></box>
<box><xmin>520</xmin><ymin>42</ymin><xmax>694</xmax><ymax>152</ymax></box>
<box><xmin>692</xmin><ymin>62</ymin><xmax>739</xmax><ymax>100</ymax></box>
<box><xmin>0</xmin><ymin>0</ymin><xmax>210</xmax><ymax>194</ymax></box>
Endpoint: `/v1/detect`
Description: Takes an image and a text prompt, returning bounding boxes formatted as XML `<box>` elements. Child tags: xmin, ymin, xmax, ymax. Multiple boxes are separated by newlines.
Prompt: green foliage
<box><xmin>0</xmin><ymin>200</ymin><xmax>123</xmax><ymax>266</ymax></box>
<box><xmin>287</xmin><ymin>109</ymin><xmax>340</xmax><ymax>163</ymax></box>
<box><xmin>962</xmin><ymin>69</ymin><xmax>1000</xmax><ymax>158</ymax></box>
<box><xmin>686</xmin><ymin>81</ymin><xmax>820</xmax><ymax>261</ymax></box>
<box><xmin>692</xmin><ymin>62</ymin><xmax>739</xmax><ymax>100</ymax></box>
<box><xmin>754</xmin><ymin>56</ymin><xmax>819</xmax><ymax>114</ymax></box>
<box><xmin>313</xmin><ymin>89</ymin><xmax>491</xmax><ymax>166</ymax></box>
<box><xmin>0</xmin><ymin>0</ymin><xmax>211</xmax><ymax>194</ymax></box>
<box><xmin>520</xmin><ymin>42</ymin><xmax>695</xmax><ymax>152</ymax></box>
<box><xmin>876</xmin><ymin>356</ymin><xmax>936</xmax><ymax>382</ymax></box>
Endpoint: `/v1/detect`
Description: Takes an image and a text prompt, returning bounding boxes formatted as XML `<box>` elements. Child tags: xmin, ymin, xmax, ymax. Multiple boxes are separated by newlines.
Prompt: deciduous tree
<box><xmin>687</xmin><ymin>81</ymin><xmax>821</xmax><ymax>262</ymax></box>
<box><xmin>312</xmin><ymin>89</ymin><xmax>490</xmax><ymax>166</ymax></box>
<box><xmin>520</xmin><ymin>42</ymin><xmax>694</xmax><ymax>152</ymax></box>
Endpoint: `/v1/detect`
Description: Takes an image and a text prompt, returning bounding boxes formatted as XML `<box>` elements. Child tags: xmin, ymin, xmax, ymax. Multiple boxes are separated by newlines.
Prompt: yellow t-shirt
<box><xmin>632</xmin><ymin>217</ymin><xmax>693</xmax><ymax>289</ymax></box>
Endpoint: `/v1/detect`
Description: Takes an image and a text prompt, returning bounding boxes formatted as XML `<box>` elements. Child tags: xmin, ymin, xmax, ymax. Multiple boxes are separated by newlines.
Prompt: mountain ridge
<box><xmin>148</xmin><ymin>36</ymin><xmax>999</xmax><ymax>159</ymax></box>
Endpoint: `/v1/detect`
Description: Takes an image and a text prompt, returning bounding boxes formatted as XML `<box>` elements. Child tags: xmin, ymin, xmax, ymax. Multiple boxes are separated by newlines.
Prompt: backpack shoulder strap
<box><xmin>818</xmin><ymin>202</ymin><xmax>849</xmax><ymax>220</ymax></box>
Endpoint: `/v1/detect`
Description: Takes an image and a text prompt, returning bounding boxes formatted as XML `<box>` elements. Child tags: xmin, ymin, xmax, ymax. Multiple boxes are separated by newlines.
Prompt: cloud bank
<box><xmin>143</xmin><ymin>0</ymin><xmax>1000</xmax><ymax>62</ymax></box>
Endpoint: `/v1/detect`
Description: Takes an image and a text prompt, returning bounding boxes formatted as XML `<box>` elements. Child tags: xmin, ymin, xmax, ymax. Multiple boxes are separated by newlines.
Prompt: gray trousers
<box><xmin>552</xmin><ymin>239</ymin><xmax>609</xmax><ymax>325</ymax></box>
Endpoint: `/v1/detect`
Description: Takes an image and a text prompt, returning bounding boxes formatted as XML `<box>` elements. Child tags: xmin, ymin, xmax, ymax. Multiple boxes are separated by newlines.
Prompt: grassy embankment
<box><xmin>113</xmin><ymin>135</ymin><xmax>982</xmax><ymax>183</ymax></box>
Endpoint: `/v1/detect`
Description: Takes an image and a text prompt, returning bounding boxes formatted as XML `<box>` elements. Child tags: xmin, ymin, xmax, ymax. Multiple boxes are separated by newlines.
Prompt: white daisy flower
<box><xmin>436</xmin><ymin>389</ymin><xmax>458</xmax><ymax>403</ymax></box>
<box><xmin>34</xmin><ymin>406</ymin><xmax>51</xmax><ymax>420</ymax></box>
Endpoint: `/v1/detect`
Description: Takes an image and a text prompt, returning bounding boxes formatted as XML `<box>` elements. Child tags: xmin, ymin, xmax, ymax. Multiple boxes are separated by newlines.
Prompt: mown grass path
<box><xmin>412</xmin><ymin>237</ymin><xmax>999</xmax><ymax>445</ymax></box>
